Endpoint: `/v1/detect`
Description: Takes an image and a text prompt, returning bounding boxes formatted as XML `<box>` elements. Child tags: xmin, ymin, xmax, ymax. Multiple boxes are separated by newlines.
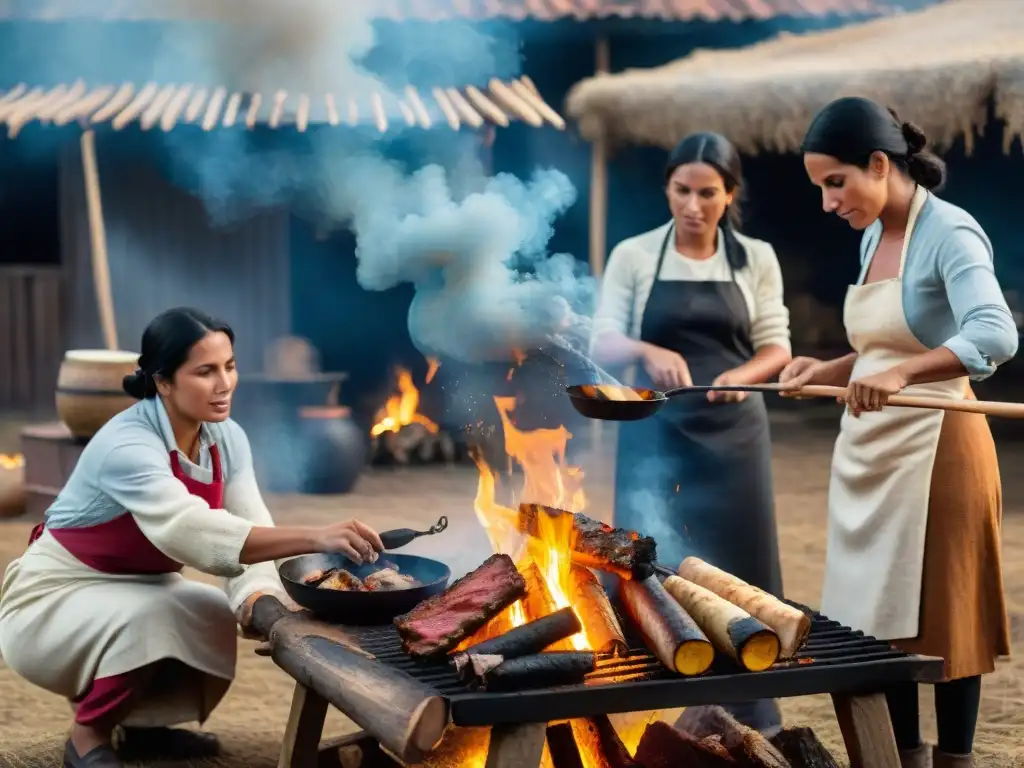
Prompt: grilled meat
<box><xmin>364</xmin><ymin>567</ymin><xmax>421</xmax><ymax>591</ymax></box>
<box><xmin>394</xmin><ymin>553</ymin><xmax>527</xmax><ymax>657</ymax></box>
<box><xmin>318</xmin><ymin>569</ymin><xmax>367</xmax><ymax>592</ymax></box>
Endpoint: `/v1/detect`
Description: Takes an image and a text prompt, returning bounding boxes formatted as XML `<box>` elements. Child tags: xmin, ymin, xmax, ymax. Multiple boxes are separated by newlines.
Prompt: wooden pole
<box><xmin>80</xmin><ymin>129</ymin><xmax>118</xmax><ymax>351</ymax></box>
<box><xmin>588</xmin><ymin>36</ymin><xmax>610</xmax><ymax>280</ymax></box>
<box><xmin>589</xmin><ymin>36</ymin><xmax>611</xmax><ymax>454</ymax></box>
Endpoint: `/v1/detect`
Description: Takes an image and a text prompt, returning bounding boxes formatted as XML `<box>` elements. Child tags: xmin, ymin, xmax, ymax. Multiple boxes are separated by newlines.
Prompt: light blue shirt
<box><xmin>858</xmin><ymin>193</ymin><xmax>1018</xmax><ymax>381</ymax></box>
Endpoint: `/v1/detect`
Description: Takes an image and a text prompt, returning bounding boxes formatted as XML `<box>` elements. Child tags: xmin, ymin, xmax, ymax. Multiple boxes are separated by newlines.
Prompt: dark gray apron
<box><xmin>613</xmin><ymin>225</ymin><xmax>783</xmax><ymax>732</ymax></box>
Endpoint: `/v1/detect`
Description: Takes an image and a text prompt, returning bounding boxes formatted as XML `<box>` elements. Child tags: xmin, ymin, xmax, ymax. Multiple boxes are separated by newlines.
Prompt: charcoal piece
<box><xmin>546</xmin><ymin>723</ymin><xmax>585</xmax><ymax>768</ymax></box>
<box><xmin>394</xmin><ymin>553</ymin><xmax>526</xmax><ymax>657</ymax></box>
<box><xmin>677</xmin><ymin>706</ymin><xmax>788</xmax><ymax>768</ymax></box>
<box><xmin>769</xmin><ymin>727</ymin><xmax>840</xmax><ymax>768</ymax></box>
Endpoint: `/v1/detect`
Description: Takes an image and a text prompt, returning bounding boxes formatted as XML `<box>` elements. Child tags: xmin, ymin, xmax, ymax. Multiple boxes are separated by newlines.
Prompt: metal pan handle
<box><xmin>379</xmin><ymin>515</ymin><xmax>448</xmax><ymax>550</ymax></box>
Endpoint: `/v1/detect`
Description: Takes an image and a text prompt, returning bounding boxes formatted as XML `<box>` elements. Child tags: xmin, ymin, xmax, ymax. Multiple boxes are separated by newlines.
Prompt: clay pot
<box><xmin>56</xmin><ymin>350</ymin><xmax>139</xmax><ymax>439</ymax></box>
<box><xmin>0</xmin><ymin>458</ymin><xmax>26</xmax><ymax>519</ymax></box>
<box><xmin>258</xmin><ymin>406</ymin><xmax>367</xmax><ymax>495</ymax></box>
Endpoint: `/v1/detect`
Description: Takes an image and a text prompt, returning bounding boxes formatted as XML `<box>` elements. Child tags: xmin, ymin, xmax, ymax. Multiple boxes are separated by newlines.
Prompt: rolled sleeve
<box><xmin>100</xmin><ymin>443</ymin><xmax>253</xmax><ymax>577</ymax></box>
<box><xmin>589</xmin><ymin>243</ymin><xmax>636</xmax><ymax>357</ymax></box>
<box><xmin>938</xmin><ymin>226</ymin><xmax>1019</xmax><ymax>380</ymax></box>
<box><xmin>748</xmin><ymin>242</ymin><xmax>792</xmax><ymax>354</ymax></box>
<box><xmin>220</xmin><ymin>427</ymin><xmax>287</xmax><ymax>612</ymax></box>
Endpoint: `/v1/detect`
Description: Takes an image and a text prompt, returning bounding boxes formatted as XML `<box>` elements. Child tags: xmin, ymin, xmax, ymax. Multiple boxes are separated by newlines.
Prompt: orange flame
<box><xmin>0</xmin><ymin>454</ymin><xmax>24</xmax><ymax>470</ymax></box>
<box><xmin>370</xmin><ymin>368</ymin><xmax>439</xmax><ymax>438</ymax></box>
<box><xmin>425</xmin><ymin>356</ymin><xmax>440</xmax><ymax>384</ymax></box>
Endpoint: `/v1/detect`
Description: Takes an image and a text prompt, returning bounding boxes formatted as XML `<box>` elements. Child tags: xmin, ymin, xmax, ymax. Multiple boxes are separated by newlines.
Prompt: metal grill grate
<box><xmin>324</xmin><ymin>607</ymin><xmax>944</xmax><ymax>726</ymax></box>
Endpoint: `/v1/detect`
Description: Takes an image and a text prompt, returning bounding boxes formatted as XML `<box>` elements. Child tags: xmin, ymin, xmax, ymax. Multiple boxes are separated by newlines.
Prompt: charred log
<box><xmin>619</xmin><ymin>576</ymin><xmax>714</xmax><ymax>676</ymax></box>
<box><xmin>460</xmin><ymin>607</ymin><xmax>581</xmax><ymax>659</ymax></box>
<box><xmin>769</xmin><ymin>727</ymin><xmax>840</xmax><ymax>768</ymax></box>
<box><xmin>572</xmin><ymin>716</ymin><xmax>640</xmax><ymax>768</ymax></box>
<box><xmin>477</xmin><ymin>651</ymin><xmax>596</xmax><ymax>692</ymax></box>
<box><xmin>394</xmin><ymin>554</ymin><xmax>526</xmax><ymax>657</ymax></box>
<box><xmin>633</xmin><ymin>721</ymin><xmax>736</xmax><ymax>768</ymax></box>
<box><xmin>518</xmin><ymin>503</ymin><xmax>657</xmax><ymax>580</ymax></box>
<box><xmin>677</xmin><ymin>706</ymin><xmax>788</xmax><ymax>768</ymax></box>
<box><xmin>546</xmin><ymin>723</ymin><xmax>585</xmax><ymax>768</ymax></box>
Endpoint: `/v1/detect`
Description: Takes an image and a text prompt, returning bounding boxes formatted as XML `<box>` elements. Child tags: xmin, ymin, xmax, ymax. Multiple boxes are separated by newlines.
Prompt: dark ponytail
<box><xmin>122</xmin><ymin>307</ymin><xmax>235</xmax><ymax>400</ymax></box>
<box><xmin>665</xmin><ymin>131</ymin><xmax>749</xmax><ymax>270</ymax></box>
<box><xmin>801</xmin><ymin>97</ymin><xmax>947</xmax><ymax>191</ymax></box>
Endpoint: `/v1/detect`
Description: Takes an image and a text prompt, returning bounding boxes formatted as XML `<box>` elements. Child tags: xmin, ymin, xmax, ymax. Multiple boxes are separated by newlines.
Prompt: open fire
<box><xmin>370</xmin><ymin>365</ymin><xmax>458</xmax><ymax>465</ymax></box>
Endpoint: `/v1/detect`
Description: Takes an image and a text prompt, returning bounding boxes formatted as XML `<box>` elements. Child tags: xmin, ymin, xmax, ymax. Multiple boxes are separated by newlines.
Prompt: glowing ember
<box><xmin>0</xmin><ymin>454</ymin><xmax>24</xmax><ymax>470</ymax></box>
<box><xmin>370</xmin><ymin>367</ymin><xmax>439</xmax><ymax>438</ymax></box>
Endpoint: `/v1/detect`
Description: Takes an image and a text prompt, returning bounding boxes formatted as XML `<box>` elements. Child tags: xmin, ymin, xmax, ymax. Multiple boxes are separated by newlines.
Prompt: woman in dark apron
<box><xmin>590</xmin><ymin>133</ymin><xmax>793</xmax><ymax>734</ymax></box>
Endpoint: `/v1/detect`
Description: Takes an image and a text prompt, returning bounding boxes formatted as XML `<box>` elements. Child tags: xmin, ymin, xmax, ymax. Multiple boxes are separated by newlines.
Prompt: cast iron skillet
<box><xmin>566</xmin><ymin>383</ymin><xmax>799</xmax><ymax>422</ymax></box>
<box><xmin>278</xmin><ymin>516</ymin><xmax>451</xmax><ymax>624</ymax></box>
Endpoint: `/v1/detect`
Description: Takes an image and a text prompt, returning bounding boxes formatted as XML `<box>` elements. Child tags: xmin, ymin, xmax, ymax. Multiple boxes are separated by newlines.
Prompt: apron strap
<box><xmin>897</xmin><ymin>186</ymin><xmax>929</xmax><ymax>279</ymax></box>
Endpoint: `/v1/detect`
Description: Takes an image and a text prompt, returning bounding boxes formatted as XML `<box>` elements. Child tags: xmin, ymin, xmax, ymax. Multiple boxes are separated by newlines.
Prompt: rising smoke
<box><xmin>27</xmin><ymin>0</ymin><xmax>597</xmax><ymax>364</ymax></box>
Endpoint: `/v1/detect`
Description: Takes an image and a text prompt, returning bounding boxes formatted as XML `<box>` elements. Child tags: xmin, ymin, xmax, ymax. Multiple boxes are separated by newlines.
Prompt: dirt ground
<box><xmin>0</xmin><ymin>412</ymin><xmax>1022</xmax><ymax>767</ymax></box>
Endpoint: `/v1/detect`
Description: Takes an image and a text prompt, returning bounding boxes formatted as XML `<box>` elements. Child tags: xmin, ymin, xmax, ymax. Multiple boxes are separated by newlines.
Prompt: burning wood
<box><xmin>620</xmin><ymin>576</ymin><xmax>714</xmax><ymax>676</ymax></box>
<box><xmin>370</xmin><ymin>366</ymin><xmax>457</xmax><ymax>465</ymax></box>
<box><xmin>518</xmin><ymin>503</ymin><xmax>657</xmax><ymax>581</ymax></box>
<box><xmin>677</xmin><ymin>706</ymin><xmax>788</xmax><ymax>768</ymax></box>
<box><xmin>662</xmin><ymin>575</ymin><xmax>780</xmax><ymax>672</ymax></box>
<box><xmin>571</xmin><ymin>715</ymin><xmax>640</xmax><ymax>768</ymax></box>
<box><xmin>547</xmin><ymin>722</ymin><xmax>586</xmax><ymax>768</ymax></box>
<box><xmin>678</xmin><ymin>557</ymin><xmax>811</xmax><ymax>659</ymax></box>
<box><xmin>569</xmin><ymin>566</ymin><xmax>627</xmax><ymax>656</ymax></box>
<box><xmin>770</xmin><ymin>728</ymin><xmax>840</xmax><ymax>768</ymax></box>
<box><xmin>394</xmin><ymin>554</ymin><xmax>526</xmax><ymax>657</ymax></box>
<box><xmin>522</xmin><ymin>561</ymin><xmax>560</xmax><ymax>630</ymax></box>
<box><xmin>633</xmin><ymin>721</ymin><xmax>735</xmax><ymax>768</ymax></box>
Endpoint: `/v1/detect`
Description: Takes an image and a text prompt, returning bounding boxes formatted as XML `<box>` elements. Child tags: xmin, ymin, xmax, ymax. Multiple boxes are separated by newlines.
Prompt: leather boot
<box><xmin>932</xmin><ymin>746</ymin><xmax>974</xmax><ymax>767</ymax></box>
<box><xmin>899</xmin><ymin>743</ymin><xmax>933</xmax><ymax>768</ymax></box>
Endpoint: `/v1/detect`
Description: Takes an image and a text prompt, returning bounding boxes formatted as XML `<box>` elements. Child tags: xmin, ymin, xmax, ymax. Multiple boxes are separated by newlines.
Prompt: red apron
<box><xmin>28</xmin><ymin>444</ymin><xmax>225</xmax><ymax>725</ymax></box>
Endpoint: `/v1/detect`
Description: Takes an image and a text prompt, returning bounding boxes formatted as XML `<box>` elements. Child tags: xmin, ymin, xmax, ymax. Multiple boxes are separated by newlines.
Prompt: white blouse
<box><xmin>591</xmin><ymin>222</ymin><xmax>792</xmax><ymax>355</ymax></box>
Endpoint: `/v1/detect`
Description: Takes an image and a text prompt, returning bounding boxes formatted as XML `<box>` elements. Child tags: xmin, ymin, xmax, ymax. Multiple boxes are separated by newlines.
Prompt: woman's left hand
<box><xmin>237</xmin><ymin>591</ymin><xmax>302</xmax><ymax>639</ymax></box>
<box><xmin>707</xmin><ymin>371</ymin><xmax>748</xmax><ymax>404</ymax></box>
<box><xmin>844</xmin><ymin>368</ymin><xmax>908</xmax><ymax>415</ymax></box>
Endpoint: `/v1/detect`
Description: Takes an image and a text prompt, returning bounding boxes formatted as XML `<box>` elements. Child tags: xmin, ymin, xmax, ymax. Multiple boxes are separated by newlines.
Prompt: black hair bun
<box><xmin>901</xmin><ymin>121</ymin><xmax>927</xmax><ymax>155</ymax></box>
<box><xmin>122</xmin><ymin>370</ymin><xmax>155</xmax><ymax>399</ymax></box>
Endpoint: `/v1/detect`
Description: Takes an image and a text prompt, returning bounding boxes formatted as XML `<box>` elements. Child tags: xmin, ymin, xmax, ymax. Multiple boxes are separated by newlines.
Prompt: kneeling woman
<box><xmin>0</xmin><ymin>307</ymin><xmax>384</xmax><ymax>768</ymax></box>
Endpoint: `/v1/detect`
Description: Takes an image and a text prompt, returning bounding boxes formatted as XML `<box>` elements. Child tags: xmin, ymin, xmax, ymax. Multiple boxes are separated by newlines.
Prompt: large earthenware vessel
<box><xmin>55</xmin><ymin>349</ymin><xmax>138</xmax><ymax>439</ymax></box>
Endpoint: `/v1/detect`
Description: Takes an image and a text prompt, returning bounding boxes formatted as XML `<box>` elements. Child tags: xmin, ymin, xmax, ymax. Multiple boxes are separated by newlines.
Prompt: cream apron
<box><xmin>822</xmin><ymin>186</ymin><xmax>968</xmax><ymax>641</ymax></box>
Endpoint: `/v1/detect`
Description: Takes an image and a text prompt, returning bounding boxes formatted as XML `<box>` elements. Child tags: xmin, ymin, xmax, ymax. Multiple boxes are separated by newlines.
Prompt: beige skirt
<box><xmin>893</xmin><ymin>388</ymin><xmax>1011</xmax><ymax>681</ymax></box>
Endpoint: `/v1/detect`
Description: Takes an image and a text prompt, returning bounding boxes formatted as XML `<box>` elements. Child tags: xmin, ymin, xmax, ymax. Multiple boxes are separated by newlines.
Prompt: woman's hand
<box><xmin>844</xmin><ymin>368</ymin><xmax>908</xmax><ymax>416</ymax></box>
<box><xmin>707</xmin><ymin>370</ymin><xmax>748</xmax><ymax>404</ymax></box>
<box><xmin>236</xmin><ymin>590</ymin><xmax>302</xmax><ymax>640</ymax></box>
<box><xmin>778</xmin><ymin>356</ymin><xmax>825</xmax><ymax>392</ymax></box>
<box><xmin>315</xmin><ymin>519</ymin><xmax>385</xmax><ymax>564</ymax></box>
<box><xmin>641</xmin><ymin>344</ymin><xmax>693</xmax><ymax>390</ymax></box>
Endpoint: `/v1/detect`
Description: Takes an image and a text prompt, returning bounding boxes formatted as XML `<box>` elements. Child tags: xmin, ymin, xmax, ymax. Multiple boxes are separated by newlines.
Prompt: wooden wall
<box><xmin>0</xmin><ymin>265</ymin><xmax>64</xmax><ymax>414</ymax></box>
<box><xmin>60</xmin><ymin>142</ymin><xmax>292</xmax><ymax>374</ymax></box>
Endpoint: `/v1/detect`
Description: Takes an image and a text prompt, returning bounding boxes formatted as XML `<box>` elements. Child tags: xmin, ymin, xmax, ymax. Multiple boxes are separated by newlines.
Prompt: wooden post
<box><xmin>79</xmin><ymin>129</ymin><xmax>118</xmax><ymax>351</ymax></box>
<box><xmin>279</xmin><ymin>683</ymin><xmax>329</xmax><ymax>768</ymax></box>
<box><xmin>589</xmin><ymin>36</ymin><xmax>611</xmax><ymax>452</ymax></box>
<box><xmin>484</xmin><ymin>722</ymin><xmax>548</xmax><ymax>768</ymax></box>
<box><xmin>831</xmin><ymin>692</ymin><xmax>901</xmax><ymax>768</ymax></box>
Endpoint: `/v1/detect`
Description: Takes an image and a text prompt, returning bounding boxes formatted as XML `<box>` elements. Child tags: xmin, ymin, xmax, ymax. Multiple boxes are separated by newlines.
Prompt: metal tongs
<box><xmin>379</xmin><ymin>516</ymin><xmax>449</xmax><ymax>551</ymax></box>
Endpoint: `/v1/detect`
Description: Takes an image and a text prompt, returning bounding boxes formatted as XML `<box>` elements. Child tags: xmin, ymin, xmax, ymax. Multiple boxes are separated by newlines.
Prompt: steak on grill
<box><xmin>518</xmin><ymin>503</ymin><xmax>656</xmax><ymax>580</ymax></box>
<box><xmin>394</xmin><ymin>553</ymin><xmax>527</xmax><ymax>657</ymax></box>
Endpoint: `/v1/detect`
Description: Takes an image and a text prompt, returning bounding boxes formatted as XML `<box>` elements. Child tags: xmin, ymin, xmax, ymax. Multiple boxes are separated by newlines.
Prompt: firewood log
<box><xmin>633</xmin><ymin>721</ymin><xmax>736</xmax><ymax>768</ymax></box>
<box><xmin>571</xmin><ymin>715</ymin><xmax>639</xmax><ymax>768</ymax></box>
<box><xmin>769</xmin><ymin>727</ymin><xmax>840</xmax><ymax>768</ymax></box>
<box><xmin>676</xmin><ymin>706</ymin><xmax>789</xmax><ymax>768</ymax></box>
<box><xmin>546</xmin><ymin>723</ymin><xmax>585</xmax><ymax>768</ymax></box>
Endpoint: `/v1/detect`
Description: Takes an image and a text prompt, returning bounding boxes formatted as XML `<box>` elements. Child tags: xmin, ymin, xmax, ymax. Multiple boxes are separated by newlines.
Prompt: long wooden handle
<box><xmin>796</xmin><ymin>385</ymin><xmax>1024</xmax><ymax>419</ymax></box>
<box><xmin>251</xmin><ymin>595</ymin><xmax>449</xmax><ymax>763</ymax></box>
<box><xmin>80</xmin><ymin>129</ymin><xmax>118</xmax><ymax>352</ymax></box>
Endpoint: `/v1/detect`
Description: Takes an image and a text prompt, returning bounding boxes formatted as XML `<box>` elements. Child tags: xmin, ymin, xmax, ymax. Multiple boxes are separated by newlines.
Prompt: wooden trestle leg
<box><xmin>831</xmin><ymin>692</ymin><xmax>901</xmax><ymax>768</ymax></box>
<box><xmin>484</xmin><ymin>722</ymin><xmax>548</xmax><ymax>768</ymax></box>
<box><xmin>279</xmin><ymin>682</ymin><xmax>329</xmax><ymax>768</ymax></box>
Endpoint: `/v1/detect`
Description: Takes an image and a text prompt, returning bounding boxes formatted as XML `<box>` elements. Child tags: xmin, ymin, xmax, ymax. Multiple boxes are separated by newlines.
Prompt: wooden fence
<box><xmin>0</xmin><ymin>266</ymin><xmax>65</xmax><ymax>414</ymax></box>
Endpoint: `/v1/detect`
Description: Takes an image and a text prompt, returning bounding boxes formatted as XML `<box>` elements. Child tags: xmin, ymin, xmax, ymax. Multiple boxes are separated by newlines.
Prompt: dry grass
<box><xmin>0</xmin><ymin>418</ymin><xmax>1022</xmax><ymax>767</ymax></box>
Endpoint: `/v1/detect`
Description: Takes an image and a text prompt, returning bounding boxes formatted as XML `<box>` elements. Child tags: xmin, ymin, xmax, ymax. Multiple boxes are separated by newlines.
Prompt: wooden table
<box><xmin>252</xmin><ymin>596</ymin><xmax>944</xmax><ymax>768</ymax></box>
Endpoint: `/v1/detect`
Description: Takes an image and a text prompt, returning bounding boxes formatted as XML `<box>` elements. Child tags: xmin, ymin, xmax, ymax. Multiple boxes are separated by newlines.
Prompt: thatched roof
<box><xmin>566</xmin><ymin>0</ymin><xmax>1024</xmax><ymax>155</ymax></box>
<box><xmin>0</xmin><ymin>77</ymin><xmax>564</xmax><ymax>139</ymax></box>
<box><xmin>0</xmin><ymin>0</ymin><xmax>894</xmax><ymax>22</ymax></box>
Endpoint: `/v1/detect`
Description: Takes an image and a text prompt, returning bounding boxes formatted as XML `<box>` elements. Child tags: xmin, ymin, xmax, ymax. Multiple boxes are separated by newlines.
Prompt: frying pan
<box><xmin>567</xmin><ymin>383</ymin><xmax>1024</xmax><ymax>422</ymax></box>
<box><xmin>279</xmin><ymin>516</ymin><xmax>451</xmax><ymax>624</ymax></box>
